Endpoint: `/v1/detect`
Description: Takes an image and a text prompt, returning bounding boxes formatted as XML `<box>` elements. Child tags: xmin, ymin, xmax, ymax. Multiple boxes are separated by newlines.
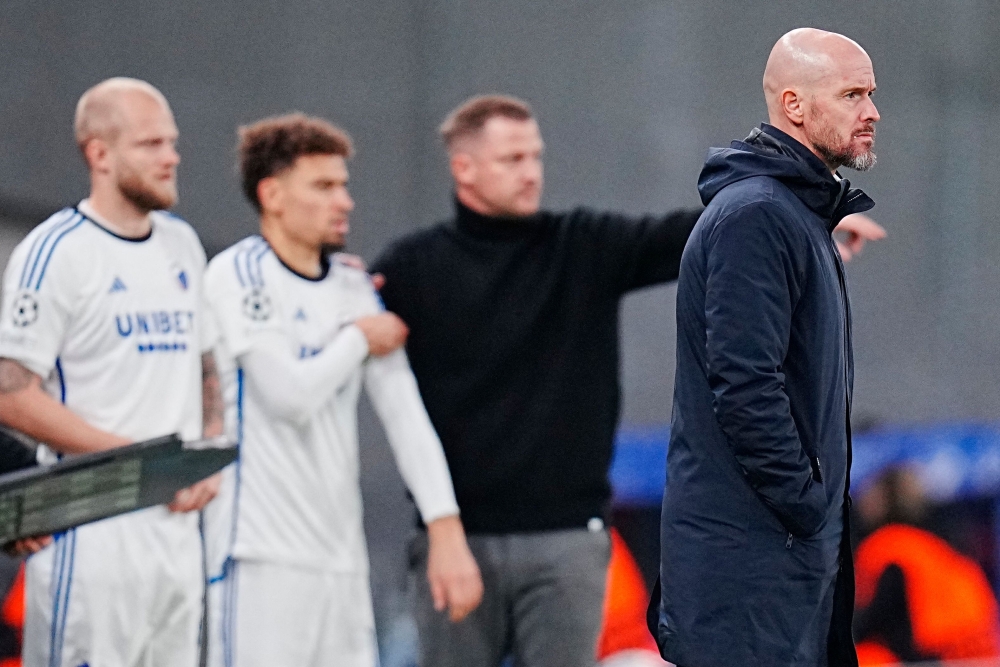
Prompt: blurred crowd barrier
<box><xmin>613</xmin><ymin>422</ymin><xmax>1000</xmax><ymax>507</ymax></box>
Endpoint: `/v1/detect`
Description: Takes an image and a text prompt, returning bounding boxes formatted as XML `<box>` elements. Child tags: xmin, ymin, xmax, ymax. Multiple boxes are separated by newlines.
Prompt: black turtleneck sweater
<box><xmin>372</xmin><ymin>199</ymin><xmax>700</xmax><ymax>534</ymax></box>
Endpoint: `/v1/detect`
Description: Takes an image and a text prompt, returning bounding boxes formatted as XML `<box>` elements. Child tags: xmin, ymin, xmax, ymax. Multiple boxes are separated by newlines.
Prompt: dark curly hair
<box><xmin>238</xmin><ymin>112</ymin><xmax>353</xmax><ymax>212</ymax></box>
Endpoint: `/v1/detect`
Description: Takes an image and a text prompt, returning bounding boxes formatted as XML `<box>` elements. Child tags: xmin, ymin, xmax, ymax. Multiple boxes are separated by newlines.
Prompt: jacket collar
<box><xmin>750</xmin><ymin>124</ymin><xmax>875</xmax><ymax>230</ymax></box>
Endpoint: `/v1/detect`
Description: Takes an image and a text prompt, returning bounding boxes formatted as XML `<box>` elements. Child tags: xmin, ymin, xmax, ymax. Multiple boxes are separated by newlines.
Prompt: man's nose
<box><xmin>863</xmin><ymin>97</ymin><xmax>880</xmax><ymax>124</ymax></box>
<box><xmin>339</xmin><ymin>190</ymin><xmax>355</xmax><ymax>212</ymax></box>
<box><xmin>165</xmin><ymin>145</ymin><xmax>181</xmax><ymax>167</ymax></box>
<box><xmin>525</xmin><ymin>158</ymin><xmax>543</xmax><ymax>184</ymax></box>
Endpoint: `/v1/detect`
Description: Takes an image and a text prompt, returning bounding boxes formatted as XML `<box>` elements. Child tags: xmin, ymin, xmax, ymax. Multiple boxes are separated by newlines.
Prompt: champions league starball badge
<box><xmin>242</xmin><ymin>287</ymin><xmax>272</xmax><ymax>321</ymax></box>
<box><xmin>11</xmin><ymin>292</ymin><xmax>39</xmax><ymax>327</ymax></box>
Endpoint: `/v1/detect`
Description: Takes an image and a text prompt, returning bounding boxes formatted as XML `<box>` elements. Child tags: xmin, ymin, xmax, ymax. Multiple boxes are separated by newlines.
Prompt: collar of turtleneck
<box><xmin>453</xmin><ymin>196</ymin><xmax>542</xmax><ymax>240</ymax></box>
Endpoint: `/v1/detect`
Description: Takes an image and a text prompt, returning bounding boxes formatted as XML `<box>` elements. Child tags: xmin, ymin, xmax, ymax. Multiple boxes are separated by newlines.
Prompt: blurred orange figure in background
<box><xmin>597</xmin><ymin>529</ymin><xmax>664</xmax><ymax>666</ymax></box>
<box><xmin>0</xmin><ymin>565</ymin><xmax>24</xmax><ymax>667</ymax></box>
<box><xmin>854</xmin><ymin>468</ymin><xmax>1000</xmax><ymax>665</ymax></box>
<box><xmin>855</xmin><ymin>524</ymin><xmax>1000</xmax><ymax>664</ymax></box>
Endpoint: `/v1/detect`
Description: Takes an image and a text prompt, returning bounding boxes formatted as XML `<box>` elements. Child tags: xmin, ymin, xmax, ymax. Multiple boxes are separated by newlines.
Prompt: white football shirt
<box><xmin>0</xmin><ymin>201</ymin><xmax>210</xmax><ymax>443</ymax></box>
<box><xmin>205</xmin><ymin>235</ymin><xmax>458</xmax><ymax>573</ymax></box>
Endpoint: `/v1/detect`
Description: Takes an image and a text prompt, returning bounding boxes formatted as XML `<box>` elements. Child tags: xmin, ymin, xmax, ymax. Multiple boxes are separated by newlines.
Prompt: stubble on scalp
<box><xmin>74</xmin><ymin>78</ymin><xmax>169</xmax><ymax>153</ymax></box>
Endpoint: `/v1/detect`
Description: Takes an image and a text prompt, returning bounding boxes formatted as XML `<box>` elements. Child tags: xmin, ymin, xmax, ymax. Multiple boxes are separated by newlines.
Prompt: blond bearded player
<box><xmin>0</xmin><ymin>78</ymin><xmax>222</xmax><ymax>666</ymax></box>
<box><xmin>202</xmin><ymin>114</ymin><xmax>481</xmax><ymax>667</ymax></box>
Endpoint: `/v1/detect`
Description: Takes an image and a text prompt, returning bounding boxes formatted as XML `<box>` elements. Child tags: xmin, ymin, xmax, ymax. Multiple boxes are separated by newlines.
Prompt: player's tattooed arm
<box><xmin>0</xmin><ymin>358</ymin><xmax>127</xmax><ymax>453</ymax></box>
<box><xmin>0</xmin><ymin>357</ymin><xmax>36</xmax><ymax>394</ymax></box>
<box><xmin>166</xmin><ymin>353</ymin><xmax>224</xmax><ymax>513</ymax></box>
<box><xmin>201</xmin><ymin>352</ymin><xmax>224</xmax><ymax>438</ymax></box>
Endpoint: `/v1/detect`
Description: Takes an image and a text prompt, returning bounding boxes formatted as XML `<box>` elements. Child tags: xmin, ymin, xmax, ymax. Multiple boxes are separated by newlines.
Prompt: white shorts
<box><xmin>22</xmin><ymin>507</ymin><xmax>203</xmax><ymax>667</ymax></box>
<box><xmin>206</xmin><ymin>560</ymin><xmax>376</xmax><ymax>667</ymax></box>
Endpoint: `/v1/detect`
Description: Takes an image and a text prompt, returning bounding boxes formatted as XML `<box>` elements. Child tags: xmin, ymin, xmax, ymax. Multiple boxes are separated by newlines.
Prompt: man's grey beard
<box><xmin>118</xmin><ymin>172</ymin><xmax>176</xmax><ymax>212</ymax></box>
<box><xmin>846</xmin><ymin>150</ymin><xmax>877</xmax><ymax>172</ymax></box>
<box><xmin>814</xmin><ymin>135</ymin><xmax>877</xmax><ymax>172</ymax></box>
<box><xmin>813</xmin><ymin>127</ymin><xmax>875</xmax><ymax>171</ymax></box>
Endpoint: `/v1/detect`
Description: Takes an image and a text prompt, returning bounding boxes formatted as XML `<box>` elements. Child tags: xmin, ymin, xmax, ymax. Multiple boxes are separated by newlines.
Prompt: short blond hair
<box><xmin>439</xmin><ymin>94</ymin><xmax>534</xmax><ymax>150</ymax></box>
<box><xmin>74</xmin><ymin>77</ymin><xmax>169</xmax><ymax>153</ymax></box>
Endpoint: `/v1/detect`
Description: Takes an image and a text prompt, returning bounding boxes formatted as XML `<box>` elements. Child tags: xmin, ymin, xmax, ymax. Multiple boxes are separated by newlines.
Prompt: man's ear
<box><xmin>781</xmin><ymin>89</ymin><xmax>806</xmax><ymax>127</ymax></box>
<box><xmin>450</xmin><ymin>152</ymin><xmax>475</xmax><ymax>187</ymax></box>
<box><xmin>257</xmin><ymin>176</ymin><xmax>282</xmax><ymax>214</ymax></box>
<box><xmin>84</xmin><ymin>139</ymin><xmax>111</xmax><ymax>174</ymax></box>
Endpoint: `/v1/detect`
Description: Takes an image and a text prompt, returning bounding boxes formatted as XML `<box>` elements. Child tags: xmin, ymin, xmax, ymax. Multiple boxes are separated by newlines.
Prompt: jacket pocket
<box><xmin>809</xmin><ymin>456</ymin><xmax>824</xmax><ymax>483</ymax></box>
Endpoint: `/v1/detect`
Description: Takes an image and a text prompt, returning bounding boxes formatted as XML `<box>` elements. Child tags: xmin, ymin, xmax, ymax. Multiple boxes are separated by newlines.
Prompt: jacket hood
<box><xmin>698</xmin><ymin>124</ymin><xmax>874</xmax><ymax>227</ymax></box>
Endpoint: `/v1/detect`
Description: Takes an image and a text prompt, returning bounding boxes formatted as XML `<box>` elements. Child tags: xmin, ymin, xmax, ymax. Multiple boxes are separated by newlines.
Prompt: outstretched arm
<box><xmin>834</xmin><ymin>213</ymin><xmax>886</xmax><ymax>261</ymax></box>
<box><xmin>583</xmin><ymin>207</ymin><xmax>703</xmax><ymax>293</ymax></box>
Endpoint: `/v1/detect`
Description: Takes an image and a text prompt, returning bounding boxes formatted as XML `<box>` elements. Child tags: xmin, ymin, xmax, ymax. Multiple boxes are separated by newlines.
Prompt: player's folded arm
<box><xmin>704</xmin><ymin>204</ymin><xmax>826</xmax><ymax>537</ymax></box>
<box><xmin>238</xmin><ymin>325</ymin><xmax>369</xmax><ymax>425</ymax></box>
<box><xmin>205</xmin><ymin>262</ymin><xmax>372</xmax><ymax>425</ymax></box>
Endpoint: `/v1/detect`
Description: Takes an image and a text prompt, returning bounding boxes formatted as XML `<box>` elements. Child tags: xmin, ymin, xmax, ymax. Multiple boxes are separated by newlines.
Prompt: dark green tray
<box><xmin>0</xmin><ymin>434</ymin><xmax>236</xmax><ymax>543</ymax></box>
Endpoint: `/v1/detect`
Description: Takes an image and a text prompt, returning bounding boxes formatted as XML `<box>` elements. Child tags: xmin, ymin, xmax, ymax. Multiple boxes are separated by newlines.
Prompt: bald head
<box><xmin>761</xmin><ymin>28</ymin><xmax>879</xmax><ymax>172</ymax></box>
<box><xmin>764</xmin><ymin>29</ymin><xmax>869</xmax><ymax>118</ymax></box>
<box><xmin>74</xmin><ymin>77</ymin><xmax>171</xmax><ymax>153</ymax></box>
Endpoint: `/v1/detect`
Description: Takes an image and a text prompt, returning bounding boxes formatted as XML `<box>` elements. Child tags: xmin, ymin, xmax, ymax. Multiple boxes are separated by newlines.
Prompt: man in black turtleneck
<box><xmin>373</xmin><ymin>94</ymin><xmax>698</xmax><ymax>667</ymax></box>
<box><xmin>372</xmin><ymin>94</ymin><xmax>881</xmax><ymax>667</ymax></box>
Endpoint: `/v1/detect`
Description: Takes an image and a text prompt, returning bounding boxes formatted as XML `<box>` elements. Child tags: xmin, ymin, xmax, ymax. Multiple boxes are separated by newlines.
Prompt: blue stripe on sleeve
<box><xmin>242</xmin><ymin>242</ymin><xmax>257</xmax><ymax>288</ymax></box>
<box><xmin>233</xmin><ymin>236</ymin><xmax>267</xmax><ymax>288</ymax></box>
<box><xmin>33</xmin><ymin>216</ymin><xmax>87</xmax><ymax>291</ymax></box>
<box><xmin>249</xmin><ymin>243</ymin><xmax>270</xmax><ymax>288</ymax></box>
<box><xmin>233</xmin><ymin>248</ymin><xmax>247</xmax><ymax>288</ymax></box>
<box><xmin>21</xmin><ymin>211</ymin><xmax>78</xmax><ymax>290</ymax></box>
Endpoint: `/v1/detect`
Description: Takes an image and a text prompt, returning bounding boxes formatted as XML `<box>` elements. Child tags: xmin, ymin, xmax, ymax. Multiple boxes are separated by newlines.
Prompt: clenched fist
<box><xmin>354</xmin><ymin>312</ymin><xmax>409</xmax><ymax>357</ymax></box>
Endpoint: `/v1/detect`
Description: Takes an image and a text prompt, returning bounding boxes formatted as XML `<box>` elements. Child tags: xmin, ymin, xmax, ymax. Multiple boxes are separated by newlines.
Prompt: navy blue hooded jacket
<box><xmin>651</xmin><ymin>124</ymin><xmax>873</xmax><ymax>667</ymax></box>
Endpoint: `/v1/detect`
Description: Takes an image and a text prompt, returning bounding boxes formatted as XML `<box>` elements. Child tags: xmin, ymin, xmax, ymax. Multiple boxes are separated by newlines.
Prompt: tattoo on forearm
<box><xmin>0</xmin><ymin>358</ymin><xmax>36</xmax><ymax>394</ymax></box>
<box><xmin>201</xmin><ymin>352</ymin><xmax>224</xmax><ymax>436</ymax></box>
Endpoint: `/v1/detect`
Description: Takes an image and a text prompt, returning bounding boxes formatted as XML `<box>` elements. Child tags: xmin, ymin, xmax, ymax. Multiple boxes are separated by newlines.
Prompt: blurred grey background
<box><xmin>2</xmin><ymin>0</ymin><xmax>999</xmax><ymax>645</ymax></box>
